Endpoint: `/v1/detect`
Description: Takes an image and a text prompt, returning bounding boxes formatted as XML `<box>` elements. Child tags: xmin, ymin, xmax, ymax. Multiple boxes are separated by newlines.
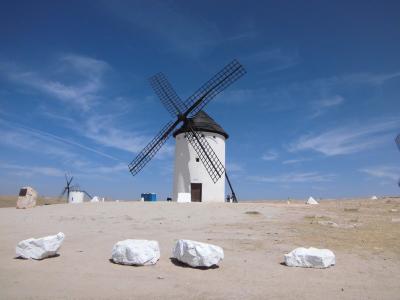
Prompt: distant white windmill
<box><xmin>128</xmin><ymin>60</ymin><xmax>246</xmax><ymax>202</ymax></box>
<box><xmin>59</xmin><ymin>174</ymin><xmax>92</xmax><ymax>204</ymax></box>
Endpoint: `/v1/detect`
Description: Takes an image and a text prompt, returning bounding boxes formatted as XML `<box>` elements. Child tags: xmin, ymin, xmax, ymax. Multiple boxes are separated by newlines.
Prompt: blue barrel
<box><xmin>141</xmin><ymin>193</ymin><xmax>157</xmax><ymax>201</ymax></box>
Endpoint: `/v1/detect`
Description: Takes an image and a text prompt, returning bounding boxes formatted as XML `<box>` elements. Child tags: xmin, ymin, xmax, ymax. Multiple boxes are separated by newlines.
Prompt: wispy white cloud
<box><xmin>81</xmin><ymin>163</ymin><xmax>127</xmax><ymax>175</ymax></box>
<box><xmin>0</xmin><ymin>163</ymin><xmax>65</xmax><ymax>177</ymax></box>
<box><xmin>0</xmin><ymin>118</ymin><xmax>120</xmax><ymax>161</ymax></box>
<box><xmin>282</xmin><ymin>158</ymin><xmax>310</xmax><ymax>165</ymax></box>
<box><xmin>83</xmin><ymin>114</ymin><xmax>148</xmax><ymax>154</ymax></box>
<box><xmin>249</xmin><ymin>172</ymin><xmax>334</xmax><ymax>183</ymax></box>
<box><xmin>342</xmin><ymin>72</ymin><xmax>400</xmax><ymax>86</ymax></box>
<box><xmin>217</xmin><ymin>89</ymin><xmax>255</xmax><ymax>104</ymax></box>
<box><xmin>0</xmin><ymin>161</ymin><xmax>128</xmax><ymax>179</ymax></box>
<box><xmin>227</xmin><ymin>162</ymin><xmax>244</xmax><ymax>173</ymax></box>
<box><xmin>289</xmin><ymin>119</ymin><xmax>400</xmax><ymax>156</ymax></box>
<box><xmin>0</xmin><ymin>125</ymin><xmax>74</xmax><ymax>160</ymax></box>
<box><xmin>102</xmin><ymin>2</ymin><xmax>259</xmax><ymax>58</ymax></box>
<box><xmin>3</xmin><ymin>54</ymin><xmax>109</xmax><ymax>111</ymax></box>
<box><xmin>245</xmin><ymin>48</ymin><xmax>300</xmax><ymax>73</ymax></box>
<box><xmin>38</xmin><ymin>108</ymin><xmax>173</xmax><ymax>159</ymax></box>
<box><xmin>360</xmin><ymin>166</ymin><xmax>400</xmax><ymax>181</ymax></box>
<box><xmin>253</xmin><ymin>70</ymin><xmax>400</xmax><ymax>113</ymax></box>
<box><xmin>103</xmin><ymin>2</ymin><xmax>218</xmax><ymax>57</ymax></box>
<box><xmin>310</xmin><ymin>95</ymin><xmax>344</xmax><ymax>118</ymax></box>
<box><xmin>261</xmin><ymin>150</ymin><xmax>278</xmax><ymax>161</ymax></box>
<box><xmin>82</xmin><ymin>114</ymin><xmax>173</xmax><ymax>158</ymax></box>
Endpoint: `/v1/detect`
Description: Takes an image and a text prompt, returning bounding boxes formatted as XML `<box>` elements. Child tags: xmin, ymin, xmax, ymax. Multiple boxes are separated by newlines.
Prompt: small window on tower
<box><xmin>196</xmin><ymin>158</ymin><xmax>200</xmax><ymax>162</ymax></box>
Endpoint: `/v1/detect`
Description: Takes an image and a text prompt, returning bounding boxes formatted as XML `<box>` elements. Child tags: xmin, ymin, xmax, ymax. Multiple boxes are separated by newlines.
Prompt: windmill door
<box><xmin>191</xmin><ymin>183</ymin><xmax>202</xmax><ymax>202</ymax></box>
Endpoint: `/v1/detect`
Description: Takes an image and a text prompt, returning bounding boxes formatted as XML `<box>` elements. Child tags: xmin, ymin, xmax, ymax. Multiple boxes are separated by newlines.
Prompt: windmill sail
<box><xmin>58</xmin><ymin>174</ymin><xmax>73</xmax><ymax>200</ymax></box>
<box><xmin>184</xmin><ymin>59</ymin><xmax>246</xmax><ymax>118</ymax></box>
<box><xmin>128</xmin><ymin>119</ymin><xmax>179</xmax><ymax>175</ymax></box>
<box><xmin>128</xmin><ymin>58</ymin><xmax>246</xmax><ymax>200</ymax></box>
<box><xmin>185</xmin><ymin>123</ymin><xmax>225</xmax><ymax>183</ymax></box>
<box><xmin>149</xmin><ymin>72</ymin><xmax>187</xmax><ymax>117</ymax></box>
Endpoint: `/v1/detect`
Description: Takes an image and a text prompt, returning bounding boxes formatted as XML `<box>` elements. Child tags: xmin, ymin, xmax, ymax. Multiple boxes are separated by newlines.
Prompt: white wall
<box><xmin>68</xmin><ymin>191</ymin><xmax>85</xmax><ymax>204</ymax></box>
<box><xmin>173</xmin><ymin>132</ymin><xmax>225</xmax><ymax>202</ymax></box>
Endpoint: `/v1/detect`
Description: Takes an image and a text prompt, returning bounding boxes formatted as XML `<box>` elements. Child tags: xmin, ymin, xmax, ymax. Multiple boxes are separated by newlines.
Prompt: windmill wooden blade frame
<box><xmin>149</xmin><ymin>72</ymin><xmax>187</xmax><ymax>117</ymax></box>
<box><xmin>184</xmin><ymin>59</ymin><xmax>246</xmax><ymax>118</ymax></box>
<box><xmin>128</xmin><ymin>120</ymin><xmax>179</xmax><ymax>176</ymax></box>
<box><xmin>128</xmin><ymin>58</ymin><xmax>246</xmax><ymax>200</ymax></box>
<box><xmin>185</xmin><ymin>122</ymin><xmax>225</xmax><ymax>183</ymax></box>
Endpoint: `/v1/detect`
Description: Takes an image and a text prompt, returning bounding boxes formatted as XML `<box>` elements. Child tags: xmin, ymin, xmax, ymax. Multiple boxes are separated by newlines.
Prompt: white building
<box><xmin>68</xmin><ymin>190</ymin><xmax>85</xmax><ymax>204</ymax></box>
<box><xmin>173</xmin><ymin>112</ymin><xmax>228</xmax><ymax>203</ymax></box>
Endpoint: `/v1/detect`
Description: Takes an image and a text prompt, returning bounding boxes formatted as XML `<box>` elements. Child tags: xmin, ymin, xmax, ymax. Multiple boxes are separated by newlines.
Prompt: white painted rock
<box><xmin>16</xmin><ymin>232</ymin><xmax>65</xmax><ymax>260</ymax></box>
<box><xmin>284</xmin><ymin>247</ymin><xmax>335</xmax><ymax>268</ymax></box>
<box><xmin>306</xmin><ymin>197</ymin><xmax>319</xmax><ymax>205</ymax></box>
<box><xmin>111</xmin><ymin>239</ymin><xmax>160</xmax><ymax>266</ymax></box>
<box><xmin>90</xmin><ymin>196</ymin><xmax>100</xmax><ymax>202</ymax></box>
<box><xmin>172</xmin><ymin>239</ymin><xmax>224</xmax><ymax>268</ymax></box>
<box><xmin>371</xmin><ymin>195</ymin><xmax>378</xmax><ymax>200</ymax></box>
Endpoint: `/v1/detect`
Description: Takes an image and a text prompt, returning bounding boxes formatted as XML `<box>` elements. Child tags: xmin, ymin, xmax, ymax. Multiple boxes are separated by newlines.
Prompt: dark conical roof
<box><xmin>173</xmin><ymin>111</ymin><xmax>229</xmax><ymax>139</ymax></box>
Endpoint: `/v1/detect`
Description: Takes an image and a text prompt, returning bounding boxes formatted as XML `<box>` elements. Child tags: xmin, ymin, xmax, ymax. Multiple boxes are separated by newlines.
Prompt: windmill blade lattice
<box><xmin>128</xmin><ymin>120</ymin><xmax>179</xmax><ymax>175</ymax></box>
<box><xmin>396</xmin><ymin>134</ymin><xmax>400</xmax><ymax>151</ymax></box>
<box><xmin>128</xmin><ymin>59</ymin><xmax>246</xmax><ymax>182</ymax></box>
<box><xmin>186</xmin><ymin>123</ymin><xmax>225</xmax><ymax>183</ymax></box>
<box><xmin>149</xmin><ymin>72</ymin><xmax>187</xmax><ymax>117</ymax></box>
<box><xmin>184</xmin><ymin>59</ymin><xmax>246</xmax><ymax>118</ymax></box>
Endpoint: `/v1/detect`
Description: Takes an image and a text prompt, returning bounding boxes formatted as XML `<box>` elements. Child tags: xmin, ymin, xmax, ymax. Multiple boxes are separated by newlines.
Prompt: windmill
<box><xmin>59</xmin><ymin>174</ymin><xmax>92</xmax><ymax>203</ymax></box>
<box><xmin>59</xmin><ymin>174</ymin><xmax>73</xmax><ymax>200</ymax></box>
<box><xmin>128</xmin><ymin>59</ymin><xmax>246</xmax><ymax>202</ymax></box>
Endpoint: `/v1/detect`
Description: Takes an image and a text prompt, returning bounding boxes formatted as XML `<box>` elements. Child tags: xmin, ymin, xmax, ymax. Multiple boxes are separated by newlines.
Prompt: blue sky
<box><xmin>0</xmin><ymin>0</ymin><xmax>399</xmax><ymax>200</ymax></box>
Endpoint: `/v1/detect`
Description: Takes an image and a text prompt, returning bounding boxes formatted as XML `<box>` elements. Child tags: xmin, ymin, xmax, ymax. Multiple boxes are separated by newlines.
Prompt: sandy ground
<box><xmin>0</xmin><ymin>199</ymin><xmax>399</xmax><ymax>299</ymax></box>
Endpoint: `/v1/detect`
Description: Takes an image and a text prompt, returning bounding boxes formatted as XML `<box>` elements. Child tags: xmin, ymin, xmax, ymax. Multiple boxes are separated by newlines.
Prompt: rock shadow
<box><xmin>108</xmin><ymin>258</ymin><xmax>155</xmax><ymax>267</ymax></box>
<box><xmin>14</xmin><ymin>253</ymin><xmax>60</xmax><ymax>260</ymax></box>
<box><xmin>169</xmin><ymin>257</ymin><xmax>219</xmax><ymax>270</ymax></box>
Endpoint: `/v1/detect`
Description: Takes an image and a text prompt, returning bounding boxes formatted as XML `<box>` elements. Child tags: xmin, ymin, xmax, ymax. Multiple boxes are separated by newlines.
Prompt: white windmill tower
<box><xmin>172</xmin><ymin>111</ymin><xmax>229</xmax><ymax>202</ymax></box>
<box><xmin>128</xmin><ymin>60</ymin><xmax>246</xmax><ymax>202</ymax></box>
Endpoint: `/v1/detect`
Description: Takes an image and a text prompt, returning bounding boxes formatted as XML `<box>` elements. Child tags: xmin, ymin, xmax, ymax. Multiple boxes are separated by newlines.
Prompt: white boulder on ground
<box><xmin>16</xmin><ymin>232</ymin><xmax>65</xmax><ymax>260</ymax></box>
<box><xmin>306</xmin><ymin>197</ymin><xmax>319</xmax><ymax>205</ymax></box>
<box><xmin>172</xmin><ymin>239</ymin><xmax>224</xmax><ymax>268</ymax></box>
<box><xmin>371</xmin><ymin>195</ymin><xmax>378</xmax><ymax>200</ymax></box>
<box><xmin>111</xmin><ymin>239</ymin><xmax>160</xmax><ymax>266</ymax></box>
<box><xmin>284</xmin><ymin>247</ymin><xmax>335</xmax><ymax>268</ymax></box>
<box><xmin>90</xmin><ymin>196</ymin><xmax>100</xmax><ymax>202</ymax></box>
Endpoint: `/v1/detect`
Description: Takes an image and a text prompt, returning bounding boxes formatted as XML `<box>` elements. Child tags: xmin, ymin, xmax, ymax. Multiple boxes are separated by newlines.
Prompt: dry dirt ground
<box><xmin>0</xmin><ymin>199</ymin><xmax>399</xmax><ymax>299</ymax></box>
